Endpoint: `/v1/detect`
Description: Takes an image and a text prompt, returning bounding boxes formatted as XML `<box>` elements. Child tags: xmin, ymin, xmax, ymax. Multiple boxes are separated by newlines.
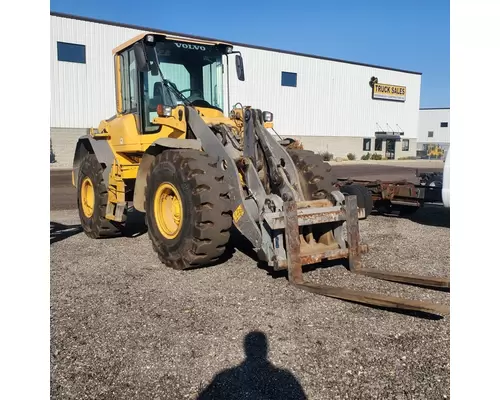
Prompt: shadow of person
<box><xmin>197</xmin><ymin>331</ymin><xmax>307</xmax><ymax>400</ymax></box>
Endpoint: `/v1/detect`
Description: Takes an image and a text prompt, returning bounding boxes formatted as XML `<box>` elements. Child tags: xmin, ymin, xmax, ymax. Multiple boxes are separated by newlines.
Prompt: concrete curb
<box><xmin>328</xmin><ymin>160</ymin><xmax>444</xmax><ymax>167</ymax></box>
<box><xmin>50</xmin><ymin>166</ymin><xmax>73</xmax><ymax>171</ymax></box>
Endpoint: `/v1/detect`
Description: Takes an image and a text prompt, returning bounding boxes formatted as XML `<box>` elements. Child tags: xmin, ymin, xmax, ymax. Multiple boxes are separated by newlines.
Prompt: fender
<box><xmin>132</xmin><ymin>138</ymin><xmax>202</xmax><ymax>212</ymax></box>
<box><xmin>72</xmin><ymin>134</ymin><xmax>115</xmax><ymax>187</ymax></box>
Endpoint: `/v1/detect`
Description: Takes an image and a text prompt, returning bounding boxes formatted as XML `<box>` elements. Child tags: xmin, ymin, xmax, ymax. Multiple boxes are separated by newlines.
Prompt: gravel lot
<box><xmin>51</xmin><ymin>207</ymin><xmax>450</xmax><ymax>400</ymax></box>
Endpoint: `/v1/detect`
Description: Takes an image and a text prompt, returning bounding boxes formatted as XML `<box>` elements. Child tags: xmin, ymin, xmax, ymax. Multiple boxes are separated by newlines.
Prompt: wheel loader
<box><xmin>427</xmin><ymin>144</ymin><xmax>445</xmax><ymax>159</ymax></box>
<box><xmin>72</xmin><ymin>32</ymin><xmax>449</xmax><ymax>316</ymax></box>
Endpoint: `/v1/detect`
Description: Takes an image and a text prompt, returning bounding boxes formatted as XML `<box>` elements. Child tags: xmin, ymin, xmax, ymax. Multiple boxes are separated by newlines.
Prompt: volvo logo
<box><xmin>174</xmin><ymin>42</ymin><xmax>206</xmax><ymax>51</ymax></box>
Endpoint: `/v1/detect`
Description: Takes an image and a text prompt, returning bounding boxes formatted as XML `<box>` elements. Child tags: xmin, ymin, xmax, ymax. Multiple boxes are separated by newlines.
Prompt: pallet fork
<box><xmin>283</xmin><ymin>196</ymin><xmax>449</xmax><ymax>316</ymax></box>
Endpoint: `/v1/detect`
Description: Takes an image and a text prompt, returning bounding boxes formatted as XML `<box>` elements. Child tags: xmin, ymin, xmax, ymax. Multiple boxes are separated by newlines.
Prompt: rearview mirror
<box><xmin>145</xmin><ymin>44</ymin><xmax>159</xmax><ymax>76</ymax></box>
<box><xmin>133</xmin><ymin>42</ymin><xmax>149</xmax><ymax>72</ymax></box>
<box><xmin>235</xmin><ymin>54</ymin><xmax>245</xmax><ymax>81</ymax></box>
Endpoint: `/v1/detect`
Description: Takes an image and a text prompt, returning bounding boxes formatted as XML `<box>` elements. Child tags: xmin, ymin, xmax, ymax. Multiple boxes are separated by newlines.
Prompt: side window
<box><xmin>363</xmin><ymin>138</ymin><xmax>371</xmax><ymax>151</ymax></box>
<box><xmin>375</xmin><ymin>138</ymin><xmax>383</xmax><ymax>151</ymax></box>
<box><xmin>120</xmin><ymin>49</ymin><xmax>137</xmax><ymax>113</ymax></box>
<box><xmin>203</xmin><ymin>61</ymin><xmax>224</xmax><ymax>109</ymax></box>
<box><xmin>129</xmin><ymin>53</ymin><xmax>137</xmax><ymax>109</ymax></box>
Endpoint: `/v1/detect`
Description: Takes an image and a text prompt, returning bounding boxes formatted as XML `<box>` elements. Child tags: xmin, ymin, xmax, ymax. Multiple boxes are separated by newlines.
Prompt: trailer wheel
<box><xmin>340</xmin><ymin>184</ymin><xmax>373</xmax><ymax>219</ymax></box>
<box><xmin>144</xmin><ymin>149</ymin><xmax>233</xmax><ymax>270</ymax></box>
<box><xmin>287</xmin><ymin>150</ymin><xmax>339</xmax><ymax>200</ymax></box>
<box><xmin>77</xmin><ymin>153</ymin><xmax>123</xmax><ymax>238</ymax></box>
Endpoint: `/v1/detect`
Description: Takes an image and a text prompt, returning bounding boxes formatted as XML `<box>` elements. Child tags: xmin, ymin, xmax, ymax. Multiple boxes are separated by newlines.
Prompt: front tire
<box><xmin>145</xmin><ymin>150</ymin><xmax>233</xmax><ymax>270</ymax></box>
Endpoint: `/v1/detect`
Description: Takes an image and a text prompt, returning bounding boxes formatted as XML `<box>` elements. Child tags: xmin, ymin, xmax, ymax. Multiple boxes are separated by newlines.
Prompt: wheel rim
<box><xmin>80</xmin><ymin>177</ymin><xmax>95</xmax><ymax>218</ymax></box>
<box><xmin>154</xmin><ymin>182</ymin><xmax>183</xmax><ymax>239</ymax></box>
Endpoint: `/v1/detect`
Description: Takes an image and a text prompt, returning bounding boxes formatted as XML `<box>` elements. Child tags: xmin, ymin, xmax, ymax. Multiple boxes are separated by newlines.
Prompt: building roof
<box><xmin>51</xmin><ymin>11</ymin><xmax>423</xmax><ymax>76</ymax></box>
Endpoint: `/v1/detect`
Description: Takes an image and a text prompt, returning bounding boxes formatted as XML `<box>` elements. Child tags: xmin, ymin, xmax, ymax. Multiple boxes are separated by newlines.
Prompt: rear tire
<box><xmin>77</xmin><ymin>153</ymin><xmax>123</xmax><ymax>238</ymax></box>
<box><xmin>287</xmin><ymin>149</ymin><xmax>339</xmax><ymax>200</ymax></box>
<box><xmin>145</xmin><ymin>150</ymin><xmax>233</xmax><ymax>270</ymax></box>
<box><xmin>340</xmin><ymin>184</ymin><xmax>373</xmax><ymax>219</ymax></box>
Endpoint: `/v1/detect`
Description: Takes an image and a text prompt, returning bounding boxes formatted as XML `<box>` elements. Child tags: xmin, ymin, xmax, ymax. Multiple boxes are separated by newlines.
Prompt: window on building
<box><xmin>428</xmin><ymin>131</ymin><xmax>434</xmax><ymax>138</ymax></box>
<box><xmin>402</xmin><ymin>139</ymin><xmax>409</xmax><ymax>151</ymax></box>
<box><xmin>57</xmin><ymin>42</ymin><xmax>86</xmax><ymax>64</ymax></box>
<box><xmin>363</xmin><ymin>138</ymin><xmax>371</xmax><ymax>151</ymax></box>
<box><xmin>281</xmin><ymin>72</ymin><xmax>297</xmax><ymax>87</ymax></box>
<box><xmin>440</xmin><ymin>122</ymin><xmax>448</xmax><ymax>127</ymax></box>
<box><xmin>375</xmin><ymin>138</ymin><xmax>383</xmax><ymax>151</ymax></box>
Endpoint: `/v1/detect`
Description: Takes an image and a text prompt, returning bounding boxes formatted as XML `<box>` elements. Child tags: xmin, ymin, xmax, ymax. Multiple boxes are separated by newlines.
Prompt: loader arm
<box><xmin>184</xmin><ymin>107</ymin><xmax>264</xmax><ymax>248</ymax></box>
<box><xmin>247</xmin><ymin>109</ymin><xmax>305</xmax><ymax>202</ymax></box>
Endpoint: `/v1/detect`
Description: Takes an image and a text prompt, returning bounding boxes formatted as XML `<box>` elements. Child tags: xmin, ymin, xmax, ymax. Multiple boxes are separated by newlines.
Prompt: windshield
<box><xmin>142</xmin><ymin>40</ymin><xmax>225</xmax><ymax>131</ymax></box>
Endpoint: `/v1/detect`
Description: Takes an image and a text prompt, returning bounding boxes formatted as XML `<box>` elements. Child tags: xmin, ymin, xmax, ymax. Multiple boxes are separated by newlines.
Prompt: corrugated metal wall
<box><xmin>51</xmin><ymin>16</ymin><xmax>143</xmax><ymax>128</ymax></box>
<box><xmin>228</xmin><ymin>46</ymin><xmax>421</xmax><ymax>139</ymax></box>
<box><xmin>51</xmin><ymin>15</ymin><xmax>421</xmax><ymax>139</ymax></box>
<box><xmin>417</xmin><ymin>109</ymin><xmax>450</xmax><ymax>144</ymax></box>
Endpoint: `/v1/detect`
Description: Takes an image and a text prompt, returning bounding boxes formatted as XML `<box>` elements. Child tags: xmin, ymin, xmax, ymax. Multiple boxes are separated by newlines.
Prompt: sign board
<box><xmin>372</xmin><ymin>83</ymin><xmax>406</xmax><ymax>102</ymax></box>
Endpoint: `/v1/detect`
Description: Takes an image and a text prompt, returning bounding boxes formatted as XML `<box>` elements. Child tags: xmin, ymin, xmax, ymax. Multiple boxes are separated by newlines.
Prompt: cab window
<box><xmin>119</xmin><ymin>49</ymin><xmax>137</xmax><ymax>113</ymax></box>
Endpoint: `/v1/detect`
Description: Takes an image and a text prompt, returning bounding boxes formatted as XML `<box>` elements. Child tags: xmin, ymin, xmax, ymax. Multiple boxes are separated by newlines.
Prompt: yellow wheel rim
<box><xmin>81</xmin><ymin>177</ymin><xmax>95</xmax><ymax>218</ymax></box>
<box><xmin>154</xmin><ymin>182</ymin><xmax>183</xmax><ymax>239</ymax></box>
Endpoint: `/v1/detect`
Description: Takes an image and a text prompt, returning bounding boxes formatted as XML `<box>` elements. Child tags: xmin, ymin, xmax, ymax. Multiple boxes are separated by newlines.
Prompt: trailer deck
<box><xmin>335</xmin><ymin>171</ymin><xmax>444</xmax><ymax>214</ymax></box>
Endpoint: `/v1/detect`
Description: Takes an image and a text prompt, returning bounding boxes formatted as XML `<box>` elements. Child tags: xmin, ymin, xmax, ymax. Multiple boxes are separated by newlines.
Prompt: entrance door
<box><xmin>386</xmin><ymin>139</ymin><xmax>396</xmax><ymax>160</ymax></box>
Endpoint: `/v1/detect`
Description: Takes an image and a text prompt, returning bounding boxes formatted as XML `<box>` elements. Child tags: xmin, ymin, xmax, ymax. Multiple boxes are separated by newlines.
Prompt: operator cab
<box><xmin>113</xmin><ymin>32</ymin><xmax>244</xmax><ymax>134</ymax></box>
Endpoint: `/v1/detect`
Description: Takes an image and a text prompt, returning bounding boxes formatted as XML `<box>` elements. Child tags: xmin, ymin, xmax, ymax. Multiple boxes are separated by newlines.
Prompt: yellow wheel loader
<box><xmin>72</xmin><ymin>33</ymin><xmax>449</xmax><ymax>316</ymax></box>
<box><xmin>427</xmin><ymin>144</ymin><xmax>445</xmax><ymax>159</ymax></box>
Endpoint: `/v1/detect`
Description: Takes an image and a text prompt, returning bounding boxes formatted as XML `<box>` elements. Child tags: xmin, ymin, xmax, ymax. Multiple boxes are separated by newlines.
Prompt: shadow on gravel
<box><xmin>407</xmin><ymin>205</ymin><xmax>450</xmax><ymax>228</ymax></box>
<box><xmin>197</xmin><ymin>331</ymin><xmax>306</xmax><ymax>400</ymax></box>
<box><xmin>50</xmin><ymin>222</ymin><xmax>83</xmax><ymax>244</ymax></box>
<box><xmin>121</xmin><ymin>209</ymin><xmax>148</xmax><ymax>238</ymax></box>
<box><xmin>374</xmin><ymin>205</ymin><xmax>450</xmax><ymax>228</ymax></box>
<box><xmin>343</xmin><ymin>301</ymin><xmax>445</xmax><ymax>320</ymax></box>
<box><xmin>50</xmin><ymin>210</ymin><xmax>148</xmax><ymax>246</ymax></box>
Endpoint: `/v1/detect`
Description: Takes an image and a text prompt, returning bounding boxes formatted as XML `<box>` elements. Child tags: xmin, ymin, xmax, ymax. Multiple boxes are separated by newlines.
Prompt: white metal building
<box><xmin>50</xmin><ymin>12</ymin><xmax>423</xmax><ymax>168</ymax></box>
<box><xmin>417</xmin><ymin>108</ymin><xmax>450</xmax><ymax>156</ymax></box>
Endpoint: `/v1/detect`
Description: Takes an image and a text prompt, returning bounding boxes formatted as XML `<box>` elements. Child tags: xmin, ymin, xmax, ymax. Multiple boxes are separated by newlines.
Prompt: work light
<box><xmin>157</xmin><ymin>105</ymin><xmax>172</xmax><ymax>117</ymax></box>
<box><xmin>263</xmin><ymin>111</ymin><xmax>273</xmax><ymax>122</ymax></box>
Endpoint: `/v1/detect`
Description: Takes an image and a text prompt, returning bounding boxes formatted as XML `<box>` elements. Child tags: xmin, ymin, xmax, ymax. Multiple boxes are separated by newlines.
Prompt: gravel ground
<box><xmin>50</xmin><ymin>207</ymin><xmax>450</xmax><ymax>400</ymax></box>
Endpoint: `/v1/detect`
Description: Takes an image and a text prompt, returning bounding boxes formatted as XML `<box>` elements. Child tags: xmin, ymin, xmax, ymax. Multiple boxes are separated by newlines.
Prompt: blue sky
<box><xmin>50</xmin><ymin>0</ymin><xmax>450</xmax><ymax>108</ymax></box>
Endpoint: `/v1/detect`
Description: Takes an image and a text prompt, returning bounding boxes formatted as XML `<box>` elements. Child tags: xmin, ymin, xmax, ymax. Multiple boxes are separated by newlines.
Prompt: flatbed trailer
<box><xmin>335</xmin><ymin>171</ymin><xmax>444</xmax><ymax>214</ymax></box>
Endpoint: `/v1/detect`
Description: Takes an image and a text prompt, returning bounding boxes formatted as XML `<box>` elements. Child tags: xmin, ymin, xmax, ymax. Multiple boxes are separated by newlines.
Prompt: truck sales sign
<box><xmin>372</xmin><ymin>83</ymin><xmax>406</xmax><ymax>102</ymax></box>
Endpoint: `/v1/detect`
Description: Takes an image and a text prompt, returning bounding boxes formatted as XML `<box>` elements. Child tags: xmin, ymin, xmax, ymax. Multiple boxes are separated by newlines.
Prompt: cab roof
<box><xmin>112</xmin><ymin>32</ymin><xmax>233</xmax><ymax>55</ymax></box>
